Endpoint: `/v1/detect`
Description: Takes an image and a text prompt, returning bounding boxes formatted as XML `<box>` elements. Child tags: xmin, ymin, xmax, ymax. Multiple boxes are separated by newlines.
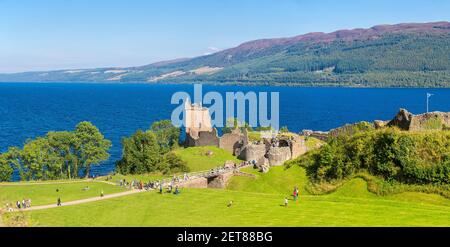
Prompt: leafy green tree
<box><xmin>47</xmin><ymin>131</ymin><xmax>79</xmax><ymax>179</ymax></box>
<box><xmin>74</xmin><ymin>122</ymin><xmax>111</xmax><ymax>178</ymax></box>
<box><xmin>116</xmin><ymin>130</ymin><xmax>161</xmax><ymax>174</ymax></box>
<box><xmin>0</xmin><ymin>153</ymin><xmax>14</xmax><ymax>182</ymax></box>
<box><xmin>150</xmin><ymin>120</ymin><xmax>180</xmax><ymax>153</ymax></box>
<box><xmin>159</xmin><ymin>152</ymin><xmax>189</xmax><ymax>174</ymax></box>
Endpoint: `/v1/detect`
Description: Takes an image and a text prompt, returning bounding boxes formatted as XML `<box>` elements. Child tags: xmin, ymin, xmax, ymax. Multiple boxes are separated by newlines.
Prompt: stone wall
<box><xmin>207</xmin><ymin>172</ymin><xmax>234</xmax><ymax>188</ymax></box>
<box><xmin>239</xmin><ymin>143</ymin><xmax>267</xmax><ymax>161</ymax></box>
<box><xmin>267</xmin><ymin>146</ymin><xmax>292</xmax><ymax>166</ymax></box>
<box><xmin>179</xmin><ymin>177</ymin><xmax>208</xmax><ymax>188</ymax></box>
<box><xmin>290</xmin><ymin>136</ymin><xmax>307</xmax><ymax>158</ymax></box>
<box><xmin>219</xmin><ymin>129</ymin><xmax>245</xmax><ymax>155</ymax></box>
<box><xmin>184</xmin><ymin>128</ymin><xmax>220</xmax><ymax>147</ymax></box>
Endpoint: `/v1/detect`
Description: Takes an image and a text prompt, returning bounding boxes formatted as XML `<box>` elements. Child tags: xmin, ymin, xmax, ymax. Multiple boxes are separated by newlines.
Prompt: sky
<box><xmin>1</xmin><ymin>0</ymin><xmax>450</xmax><ymax>73</ymax></box>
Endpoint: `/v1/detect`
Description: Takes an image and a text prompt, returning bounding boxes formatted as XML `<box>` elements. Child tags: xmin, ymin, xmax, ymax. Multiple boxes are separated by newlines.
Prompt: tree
<box><xmin>150</xmin><ymin>120</ymin><xmax>180</xmax><ymax>153</ymax></box>
<box><xmin>116</xmin><ymin>130</ymin><xmax>161</xmax><ymax>174</ymax></box>
<box><xmin>74</xmin><ymin>122</ymin><xmax>111</xmax><ymax>178</ymax></box>
<box><xmin>47</xmin><ymin>131</ymin><xmax>78</xmax><ymax>179</ymax></box>
<box><xmin>159</xmin><ymin>152</ymin><xmax>189</xmax><ymax>174</ymax></box>
<box><xmin>0</xmin><ymin>153</ymin><xmax>13</xmax><ymax>182</ymax></box>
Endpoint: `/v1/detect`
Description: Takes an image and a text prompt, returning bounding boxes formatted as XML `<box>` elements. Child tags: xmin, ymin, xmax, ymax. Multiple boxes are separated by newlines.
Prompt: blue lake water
<box><xmin>1</xmin><ymin>83</ymin><xmax>450</xmax><ymax>180</ymax></box>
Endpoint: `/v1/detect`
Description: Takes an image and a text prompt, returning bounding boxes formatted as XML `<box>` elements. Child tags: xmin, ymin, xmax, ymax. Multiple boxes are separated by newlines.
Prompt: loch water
<box><xmin>1</xmin><ymin>83</ymin><xmax>450</xmax><ymax>180</ymax></box>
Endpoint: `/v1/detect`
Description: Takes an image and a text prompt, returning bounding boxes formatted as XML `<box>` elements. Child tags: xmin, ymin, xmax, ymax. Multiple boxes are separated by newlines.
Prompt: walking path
<box><xmin>5</xmin><ymin>162</ymin><xmax>255</xmax><ymax>212</ymax></box>
<box><xmin>21</xmin><ymin>189</ymin><xmax>143</xmax><ymax>212</ymax></box>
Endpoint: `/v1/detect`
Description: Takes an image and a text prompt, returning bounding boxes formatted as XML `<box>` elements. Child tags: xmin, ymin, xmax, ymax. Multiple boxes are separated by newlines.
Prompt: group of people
<box><xmin>284</xmin><ymin>186</ymin><xmax>300</xmax><ymax>207</ymax></box>
<box><xmin>4</xmin><ymin>199</ymin><xmax>32</xmax><ymax>211</ymax></box>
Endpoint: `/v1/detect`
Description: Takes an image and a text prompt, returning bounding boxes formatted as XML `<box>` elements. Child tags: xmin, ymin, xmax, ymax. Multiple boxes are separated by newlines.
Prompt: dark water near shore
<box><xmin>1</xmin><ymin>83</ymin><xmax>450</xmax><ymax>180</ymax></box>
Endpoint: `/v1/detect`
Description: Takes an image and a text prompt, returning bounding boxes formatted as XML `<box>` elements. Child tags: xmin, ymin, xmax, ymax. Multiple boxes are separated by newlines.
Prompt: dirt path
<box><xmin>19</xmin><ymin>189</ymin><xmax>145</xmax><ymax>212</ymax></box>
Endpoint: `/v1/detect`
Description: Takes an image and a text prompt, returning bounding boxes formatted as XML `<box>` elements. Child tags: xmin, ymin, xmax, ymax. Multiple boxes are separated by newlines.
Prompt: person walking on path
<box><xmin>293</xmin><ymin>186</ymin><xmax>299</xmax><ymax>201</ymax></box>
<box><xmin>100</xmin><ymin>190</ymin><xmax>104</xmax><ymax>197</ymax></box>
<box><xmin>57</xmin><ymin>198</ymin><xmax>61</xmax><ymax>206</ymax></box>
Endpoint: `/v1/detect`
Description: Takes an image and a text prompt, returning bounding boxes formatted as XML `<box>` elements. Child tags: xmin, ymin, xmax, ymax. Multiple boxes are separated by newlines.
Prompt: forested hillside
<box><xmin>2</xmin><ymin>22</ymin><xmax>450</xmax><ymax>87</ymax></box>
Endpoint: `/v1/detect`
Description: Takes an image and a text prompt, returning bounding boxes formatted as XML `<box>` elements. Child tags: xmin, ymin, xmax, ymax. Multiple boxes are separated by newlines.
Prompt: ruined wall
<box><xmin>219</xmin><ymin>129</ymin><xmax>245</xmax><ymax>155</ymax></box>
<box><xmin>207</xmin><ymin>172</ymin><xmax>234</xmax><ymax>188</ymax></box>
<box><xmin>290</xmin><ymin>136</ymin><xmax>307</xmax><ymax>158</ymax></box>
<box><xmin>267</xmin><ymin>147</ymin><xmax>292</xmax><ymax>166</ymax></box>
<box><xmin>387</xmin><ymin>108</ymin><xmax>450</xmax><ymax>131</ymax></box>
<box><xmin>185</xmin><ymin>128</ymin><xmax>220</xmax><ymax>147</ymax></box>
<box><xmin>239</xmin><ymin>143</ymin><xmax>267</xmax><ymax>162</ymax></box>
<box><xmin>179</xmin><ymin>177</ymin><xmax>208</xmax><ymax>188</ymax></box>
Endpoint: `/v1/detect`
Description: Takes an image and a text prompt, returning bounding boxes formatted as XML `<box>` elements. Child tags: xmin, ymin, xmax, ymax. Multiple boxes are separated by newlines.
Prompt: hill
<box><xmin>1</xmin><ymin>21</ymin><xmax>450</xmax><ymax>87</ymax></box>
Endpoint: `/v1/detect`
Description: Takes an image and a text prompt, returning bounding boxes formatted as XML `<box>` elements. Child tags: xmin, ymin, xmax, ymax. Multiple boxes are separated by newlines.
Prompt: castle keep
<box><xmin>183</xmin><ymin>101</ymin><xmax>308</xmax><ymax>171</ymax></box>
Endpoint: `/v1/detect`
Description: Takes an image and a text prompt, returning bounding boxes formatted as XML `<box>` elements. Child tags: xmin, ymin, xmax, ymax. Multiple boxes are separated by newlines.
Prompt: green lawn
<box><xmin>0</xmin><ymin>181</ymin><xmax>127</xmax><ymax>207</ymax></box>
<box><xmin>14</xmin><ymin>166</ymin><xmax>450</xmax><ymax>226</ymax></box>
<box><xmin>227</xmin><ymin>166</ymin><xmax>309</xmax><ymax>195</ymax></box>
<box><xmin>172</xmin><ymin>146</ymin><xmax>241</xmax><ymax>171</ymax></box>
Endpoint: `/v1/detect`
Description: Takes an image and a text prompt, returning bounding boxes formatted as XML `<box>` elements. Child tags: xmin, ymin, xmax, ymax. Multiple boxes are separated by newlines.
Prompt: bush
<box><xmin>297</xmin><ymin>127</ymin><xmax>450</xmax><ymax>185</ymax></box>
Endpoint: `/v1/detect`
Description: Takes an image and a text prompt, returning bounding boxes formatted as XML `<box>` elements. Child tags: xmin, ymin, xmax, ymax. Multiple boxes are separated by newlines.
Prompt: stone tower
<box><xmin>184</xmin><ymin>98</ymin><xmax>213</xmax><ymax>138</ymax></box>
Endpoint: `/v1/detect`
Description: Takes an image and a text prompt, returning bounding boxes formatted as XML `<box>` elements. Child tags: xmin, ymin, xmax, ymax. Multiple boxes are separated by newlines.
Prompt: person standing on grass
<box><xmin>100</xmin><ymin>190</ymin><xmax>104</xmax><ymax>197</ymax></box>
<box><xmin>159</xmin><ymin>183</ymin><xmax>163</xmax><ymax>194</ymax></box>
<box><xmin>284</xmin><ymin>197</ymin><xmax>288</xmax><ymax>207</ymax></box>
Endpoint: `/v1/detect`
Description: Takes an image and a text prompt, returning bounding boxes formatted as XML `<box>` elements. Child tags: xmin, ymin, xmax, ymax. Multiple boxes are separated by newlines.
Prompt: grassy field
<box><xmin>10</xmin><ymin>166</ymin><xmax>450</xmax><ymax>226</ymax></box>
<box><xmin>172</xmin><ymin>146</ymin><xmax>241</xmax><ymax>171</ymax></box>
<box><xmin>0</xmin><ymin>181</ymin><xmax>127</xmax><ymax>207</ymax></box>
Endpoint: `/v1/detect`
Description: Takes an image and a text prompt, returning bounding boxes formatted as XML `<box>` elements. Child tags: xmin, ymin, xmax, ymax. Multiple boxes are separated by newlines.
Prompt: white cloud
<box><xmin>203</xmin><ymin>46</ymin><xmax>222</xmax><ymax>55</ymax></box>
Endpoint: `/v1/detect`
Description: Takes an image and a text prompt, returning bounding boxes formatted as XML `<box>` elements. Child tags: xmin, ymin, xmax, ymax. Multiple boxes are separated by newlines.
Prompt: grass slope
<box><xmin>0</xmin><ymin>181</ymin><xmax>127</xmax><ymax>206</ymax></box>
<box><xmin>19</xmin><ymin>167</ymin><xmax>450</xmax><ymax>226</ymax></box>
<box><xmin>173</xmin><ymin>146</ymin><xmax>241</xmax><ymax>172</ymax></box>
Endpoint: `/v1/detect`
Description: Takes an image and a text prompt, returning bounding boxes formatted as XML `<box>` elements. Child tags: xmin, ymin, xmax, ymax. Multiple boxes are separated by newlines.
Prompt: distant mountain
<box><xmin>2</xmin><ymin>21</ymin><xmax>450</xmax><ymax>87</ymax></box>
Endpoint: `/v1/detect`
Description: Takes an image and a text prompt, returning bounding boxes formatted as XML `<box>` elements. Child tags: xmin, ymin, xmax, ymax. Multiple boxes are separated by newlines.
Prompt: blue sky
<box><xmin>1</xmin><ymin>0</ymin><xmax>450</xmax><ymax>73</ymax></box>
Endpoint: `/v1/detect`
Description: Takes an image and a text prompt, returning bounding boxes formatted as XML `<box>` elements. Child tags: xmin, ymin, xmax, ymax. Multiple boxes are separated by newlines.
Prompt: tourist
<box><xmin>16</xmin><ymin>201</ymin><xmax>21</xmax><ymax>209</ymax></box>
<box><xmin>295</xmin><ymin>187</ymin><xmax>299</xmax><ymax>201</ymax></box>
<box><xmin>22</xmin><ymin>199</ymin><xmax>26</xmax><ymax>209</ymax></box>
<box><xmin>100</xmin><ymin>190</ymin><xmax>104</xmax><ymax>197</ymax></box>
<box><xmin>284</xmin><ymin>197</ymin><xmax>288</xmax><ymax>207</ymax></box>
<box><xmin>293</xmin><ymin>187</ymin><xmax>298</xmax><ymax>201</ymax></box>
<box><xmin>159</xmin><ymin>184</ymin><xmax>163</xmax><ymax>194</ymax></box>
<box><xmin>174</xmin><ymin>185</ymin><xmax>180</xmax><ymax>195</ymax></box>
<box><xmin>57</xmin><ymin>198</ymin><xmax>62</xmax><ymax>206</ymax></box>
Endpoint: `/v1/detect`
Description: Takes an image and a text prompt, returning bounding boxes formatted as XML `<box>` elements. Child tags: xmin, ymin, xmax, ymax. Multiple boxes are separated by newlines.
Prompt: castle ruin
<box><xmin>183</xmin><ymin>101</ymin><xmax>309</xmax><ymax>172</ymax></box>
